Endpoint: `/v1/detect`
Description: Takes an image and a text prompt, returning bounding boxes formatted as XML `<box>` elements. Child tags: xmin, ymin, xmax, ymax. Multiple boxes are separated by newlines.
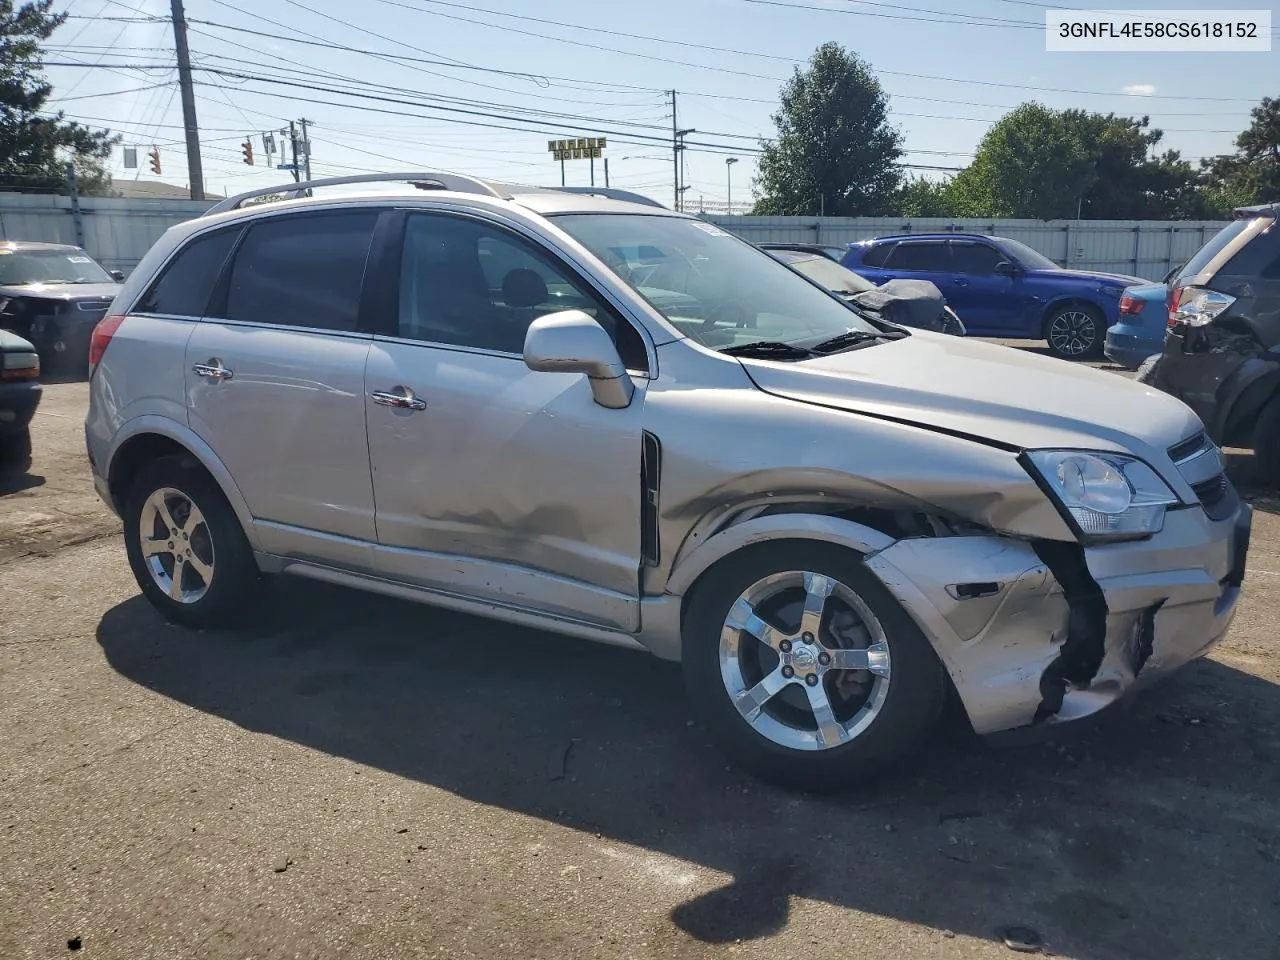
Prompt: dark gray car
<box><xmin>0</xmin><ymin>241</ymin><xmax>123</xmax><ymax>375</ymax></box>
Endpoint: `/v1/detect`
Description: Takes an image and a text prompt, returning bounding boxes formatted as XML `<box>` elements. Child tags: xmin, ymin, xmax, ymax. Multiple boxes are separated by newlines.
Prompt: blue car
<box><xmin>1103</xmin><ymin>279</ymin><xmax>1172</xmax><ymax>370</ymax></box>
<box><xmin>840</xmin><ymin>234</ymin><xmax>1146</xmax><ymax>360</ymax></box>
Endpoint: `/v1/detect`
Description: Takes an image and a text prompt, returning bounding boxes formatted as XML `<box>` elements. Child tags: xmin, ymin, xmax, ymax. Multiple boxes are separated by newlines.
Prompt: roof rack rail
<box><xmin>549</xmin><ymin>186</ymin><xmax>667</xmax><ymax>209</ymax></box>
<box><xmin>205</xmin><ymin>171</ymin><xmax>509</xmax><ymax>216</ymax></box>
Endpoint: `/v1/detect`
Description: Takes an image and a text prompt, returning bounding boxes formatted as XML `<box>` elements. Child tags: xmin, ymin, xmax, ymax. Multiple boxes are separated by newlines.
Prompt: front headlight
<box><xmin>1025</xmin><ymin>450</ymin><xmax>1179</xmax><ymax>541</ymax></box>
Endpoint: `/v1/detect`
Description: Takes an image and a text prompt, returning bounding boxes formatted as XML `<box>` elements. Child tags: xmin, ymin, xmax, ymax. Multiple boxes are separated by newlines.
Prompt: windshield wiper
<box><xmin>720</xmin><ymin>340</ymin><xmax>815</xmax><ymax>360</ymax></box>
<box><xmin>809</xmin><ymin>328</ymin><xmax>907</xmax><ymax>354</ymax></box>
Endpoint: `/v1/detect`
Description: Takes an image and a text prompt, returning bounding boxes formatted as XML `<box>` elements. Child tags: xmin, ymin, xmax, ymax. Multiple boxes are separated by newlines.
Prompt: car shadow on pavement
<box><xmin>0</xmin><ymin>472</ymin><xmax>45</xmax><ymax>496</ymax></box>
<box><xmin>96</xmin><ymin>579</ymin><xmax>1280</xmax><ymax>960</ymax></box>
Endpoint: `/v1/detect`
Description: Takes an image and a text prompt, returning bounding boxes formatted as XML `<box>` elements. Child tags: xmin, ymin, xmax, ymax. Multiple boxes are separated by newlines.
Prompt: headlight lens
<box><xmin>1026</xmin><ymin>450</ymin><xmax>1179</xmax><ymax>541</ymax></box>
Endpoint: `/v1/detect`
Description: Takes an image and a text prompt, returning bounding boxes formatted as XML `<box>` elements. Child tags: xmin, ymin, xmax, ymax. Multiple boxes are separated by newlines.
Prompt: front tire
<box><xmin>1252</xmin><ymin>394</ymin><xmax>1280</xmax><ymax>488</ymax></box>
<box><xmin>682</xmin><ymin>542</ymin><xmax>947</xmax><ymax>791</ymax></box>
<box><xmin>1046</xmin><ymin>304</ymin><xmax>1105</xmax><ymax>360</ymax></box>
<box><xmin>123</xmin><ymin>455</ymin><xmax>260</xmax><ymax>628</ymax></box>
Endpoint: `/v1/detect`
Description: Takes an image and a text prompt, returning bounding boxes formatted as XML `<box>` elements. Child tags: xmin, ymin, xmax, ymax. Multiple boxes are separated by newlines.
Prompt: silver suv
<box><xmin>85</xmin><ymin>173</ymin><xmax>1252</xmax><ymax>789</ymax></box>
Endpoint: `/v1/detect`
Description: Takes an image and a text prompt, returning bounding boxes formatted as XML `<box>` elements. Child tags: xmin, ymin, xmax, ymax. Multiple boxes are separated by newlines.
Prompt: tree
<box><xmin>946</xmin><ymin>103</ymin><xmax>1202</xmax><ymax>220</ymax></box>
<box><xmin>892</xmin><ymin>175</ymin><xmax>957</xmax><ymax>217</ymax></box>
<box><xmin>1199</xmin><ymin>96</ymin><xmax>1280</xmax><ymax>214</ymax></box>
<box><xmin>0</xmin><ymin>1</ymin><xmax>119</xmax><ymax>195</ymax></box>
<box><xmin>752</xmin><ymin>42</ymin><xmax>902</xmax><ymax>216</ymax></box>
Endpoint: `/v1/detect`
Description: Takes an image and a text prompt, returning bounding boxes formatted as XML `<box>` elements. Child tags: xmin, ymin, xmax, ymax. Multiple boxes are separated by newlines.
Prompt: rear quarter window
<box><xmin>1177</xmin><ymin>219</ymin><xmax>1253</xmax><ymax>282</ymax></box>
<box><xmin>858</xmin><ymin>242</ymin><xmax>894</xmax><ymax>267</ymax></box>
<box><xmin>134</xmin><ymin>228</ymin><xmax>239</xmax><ymax>317</ymax></box>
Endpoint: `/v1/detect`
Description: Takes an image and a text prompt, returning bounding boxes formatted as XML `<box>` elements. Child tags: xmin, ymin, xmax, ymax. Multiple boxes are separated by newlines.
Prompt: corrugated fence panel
<box><xmin>702</xmin><ymin>216</ymin><xmax>1231</xmax><ymax>281</ymax></box>
<box><xmin>0</xmin><ymin>194</ymin><xmax>1235</xmax><ymax>283</ymax></box>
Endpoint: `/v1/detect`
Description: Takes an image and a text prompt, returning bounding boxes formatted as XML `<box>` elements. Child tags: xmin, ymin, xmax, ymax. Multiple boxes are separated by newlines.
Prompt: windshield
<box><xmin>770</xmin><ymin>251</ymin><xmax>877</xmax><ymax>296</ymax></box>
<box><xmin>550</xmin><ymin>214</ymin><xmax>880</xmax><ymax>351</ymax></box>
<box><xmin>0</xmin><ymin>249</ymin><xmax>114</xmax><ymax>285</ymax></box>
<box><xmin>998</xmin><ymin>238</ymin><xmax>1059</xmax><ymax>271</ymax></box>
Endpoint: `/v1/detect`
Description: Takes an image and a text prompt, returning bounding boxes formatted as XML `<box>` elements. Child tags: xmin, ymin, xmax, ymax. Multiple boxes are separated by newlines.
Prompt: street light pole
<box><xmin>725</xmin><ymin>157</ymin><xmax>738</xmax><ymax>215</ymax></box>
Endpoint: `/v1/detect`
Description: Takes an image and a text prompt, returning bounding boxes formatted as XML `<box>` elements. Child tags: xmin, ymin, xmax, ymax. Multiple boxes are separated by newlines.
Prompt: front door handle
<box><xmin>192</xmin><ymin>360</ymin><xmax>234</xmax><ymax>381</ymax></box>
<box><xmin>370</xmin><ymin>388</ymin><xmax>427</xmax><ymax>411</ymax></box>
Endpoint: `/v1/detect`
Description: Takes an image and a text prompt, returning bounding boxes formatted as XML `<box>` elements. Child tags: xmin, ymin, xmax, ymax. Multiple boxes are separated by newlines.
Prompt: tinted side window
<box><xmin>1178</xmin><ymin>219</ymin><xmax>1251</xmax><ymax>281</ymax></box>
<box><xmin>398</xmin><ymin>213</ymin><xmax>648</xmax><ymax>371</ymax></box>
<box><xmin>859</xmin><ymin>242</ymin><xmax>893</xmax><ymax>267</ymax></box>
<box><xmin>950</xmin><ymin>242</ymin><xmax>1004</xmax><ymax>274</ymax></box>
<box><xmin>889</xmin><ymin>242</ymin><xmax>950</xmax><ymax>272</ymax></box>
<box><xmin>221</xmin><ymin>211</ymin><xmax>378</xmax><ymax>332</ymax></box>
<box><xmin>135</xmin><ymin>229</ymin><xmax>238</xmax><ymax>317</ymax></box>
<box><xmin>1220</xmin><ymin>220</ymin><xmax>1280</xmax><ymax>280</ymax></box>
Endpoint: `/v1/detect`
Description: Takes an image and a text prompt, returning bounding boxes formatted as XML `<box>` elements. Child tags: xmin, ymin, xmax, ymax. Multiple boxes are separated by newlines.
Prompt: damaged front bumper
<box><xmin>865</xmin><ymin>500</ymin><xmax>1252</xmax><ymax>736</ymax></box>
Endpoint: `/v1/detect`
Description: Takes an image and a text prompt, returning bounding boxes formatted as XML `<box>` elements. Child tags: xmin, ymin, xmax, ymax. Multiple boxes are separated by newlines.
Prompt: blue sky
<box><xmin>43</xmin><ymin>0</ymin><xmax>1280</xmax><ymax>207</ymax></box>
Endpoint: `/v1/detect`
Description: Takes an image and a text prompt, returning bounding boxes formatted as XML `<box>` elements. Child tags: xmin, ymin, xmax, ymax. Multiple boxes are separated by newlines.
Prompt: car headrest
<box><xmin>501</xmin><ymin>268</ymin><xmax>549</xmax><ymax>309</ymax></box>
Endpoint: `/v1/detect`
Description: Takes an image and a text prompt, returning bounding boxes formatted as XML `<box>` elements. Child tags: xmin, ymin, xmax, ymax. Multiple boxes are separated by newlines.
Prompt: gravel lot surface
<box><xmin>3</xmin><ymin>347</ymin><xmax>1278</xmax><ymax>960</ymax></box>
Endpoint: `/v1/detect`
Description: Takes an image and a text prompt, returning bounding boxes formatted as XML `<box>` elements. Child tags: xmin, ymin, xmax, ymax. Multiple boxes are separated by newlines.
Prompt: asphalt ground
<box><xmin>2</xmin><ymin>345</ymin><xmax>1279</xmax><ymax>960</ymax></box>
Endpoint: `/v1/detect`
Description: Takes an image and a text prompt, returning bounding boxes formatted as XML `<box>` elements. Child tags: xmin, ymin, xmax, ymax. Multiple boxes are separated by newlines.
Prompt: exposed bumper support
<box><xmin>864</xmin><ymin>503</ymin><xmax>1251</xmax><ymax>736</ymax></box>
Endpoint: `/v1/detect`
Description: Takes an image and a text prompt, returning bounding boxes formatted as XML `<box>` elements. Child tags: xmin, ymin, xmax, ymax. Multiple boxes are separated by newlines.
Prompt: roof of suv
<box><xmin>200</xmin><ymin>173</ymin><xmax>677</xmax><ymax>224</ymax></box>
<box><xmin>861</xmin><ymin>233</ymin><xmax>1009</xmax><ymax>244</ymax></box>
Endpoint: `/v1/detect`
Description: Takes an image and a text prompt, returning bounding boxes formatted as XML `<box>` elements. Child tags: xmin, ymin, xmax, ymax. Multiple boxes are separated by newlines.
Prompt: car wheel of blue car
<box><xmin>1046</xmin><ymin>305</ymin><xmax>1104</xmax><ymax>360</ymax></box>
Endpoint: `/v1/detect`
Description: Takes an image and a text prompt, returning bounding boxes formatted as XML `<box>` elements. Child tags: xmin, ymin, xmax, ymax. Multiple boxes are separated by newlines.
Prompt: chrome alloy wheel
<box><xmin>718</xmin><ymin>570</ymin><xmax>892</xmax><ymax>751</ymax></box>
<box><xmin>1048</xmin><ymin>310</ymin><xmax>1098</xmax><ymax>357</ymax></box>
<box><xmin>138</xmin><ymin>486</ymin><xmax>215</xmax><ymax>604</ymax></box>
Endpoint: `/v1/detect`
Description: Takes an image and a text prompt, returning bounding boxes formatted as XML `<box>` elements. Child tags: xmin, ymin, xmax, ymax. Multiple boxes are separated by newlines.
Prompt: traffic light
<box><xmin>242</xmin><ymin>140</ymin><xmax>254</xmax><ymax>166</ymax></box>
<box><xmin>148</xmin><ymin>147</ymin><xmax>160</xmax><ymax>175</ymax></box>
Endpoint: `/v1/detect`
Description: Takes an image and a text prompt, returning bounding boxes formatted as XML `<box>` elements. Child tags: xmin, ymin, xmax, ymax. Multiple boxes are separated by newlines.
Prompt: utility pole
<box><xmin>725</xmin><ymin>157</ymin><xmax>738</xmax><ymax>215</ymax></box>
<box><xmin>670</xmin><ymin>90</ymin><xmax>678</xmax><ymax>211</ymax></box>
<box><xmin>675</xmin><ymin>128</ymin><xmax>695</xmax><ymax>213</ymax></box>
<box><xmin>603</xmin><ymin>157</ymin><xmax>609</xmax><ymax>188</ymax></box>
<box><xmin>288</xmin><ymin>120</ymin><xmax>300</xmax><ymax>183</ymax></box>
<box><xmin>169</xmin><ymin>0</ymin><xmax>204</xmax><ymax>201</ymax></box>
<box><xmin>299</xmin><ymin>118</ymin><xmax>313</xmax><ymax>182</ymax></box>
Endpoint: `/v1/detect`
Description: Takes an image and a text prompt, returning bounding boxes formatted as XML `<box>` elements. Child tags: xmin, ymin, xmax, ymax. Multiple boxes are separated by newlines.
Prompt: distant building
<box><xmin>110</xmin><ymin>180</ymin><xmax>193</xmax><ymax>199</ymax></box>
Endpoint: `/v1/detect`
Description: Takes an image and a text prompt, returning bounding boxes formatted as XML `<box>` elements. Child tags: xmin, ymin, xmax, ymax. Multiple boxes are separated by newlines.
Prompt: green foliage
<box><xmin>892</xmin><ymin>175</ymin><xmax>957</xmax><ymax>217</ymax></box>
<box><xmin>753</xmin><ymin>42</ymin><xmax>903</xmax><ymax>216</ymax></box>
<box><xmin>0</xmin><ymin>1</ymin><xmax>120</xmax><ymax>194</ymax></box>
<box><xmin>1199</xmin><ymin>96</ymin><xmax>1280</xmax><ymax>215</ymax></box>
<box><xmin>941</xmin><ymin>103</ymin><xmax>1203</xmax><ymax>220</ymax></box>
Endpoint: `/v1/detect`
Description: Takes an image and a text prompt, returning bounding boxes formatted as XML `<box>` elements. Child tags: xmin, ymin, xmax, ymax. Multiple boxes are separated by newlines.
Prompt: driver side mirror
<box><xmin>523</xmin><ymin>310</ymin><xmax>634</xmax><ymax>409</ymax></box>
<box><xmin>109</xmin><ymin>269</ymin><xmax>125</xmax><ymax>282</ymax></box>
<box><xmin>993</xmin><ymin>260</ymin><xmax>1018</xmax><ymax>276</ymax></box>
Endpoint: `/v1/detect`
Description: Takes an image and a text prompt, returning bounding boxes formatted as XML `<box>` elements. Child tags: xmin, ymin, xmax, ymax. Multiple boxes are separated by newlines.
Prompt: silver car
<box><xmin>85</xmin><ymin>173</ymin><xmax>1252</xmax><ymax>789</ymax></box>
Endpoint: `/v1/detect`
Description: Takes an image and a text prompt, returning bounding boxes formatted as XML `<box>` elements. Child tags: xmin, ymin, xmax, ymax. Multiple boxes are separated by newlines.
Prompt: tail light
<box><xmin>0</xmin><ymin>350</ymin><xmax>39</xmax><ymax>382</ymax></box>
<box><xmin>1119</xmin><ymin>294</ymin><xmax>1145</xmax><ymax>315</ymax></box>
<box><xmin>88</xmin><ymin>314</ymin><xmax>125</xmax><ymax>377</ymax></box>
<box><xmin>1168</xmin><ymin>286</ymin><xmax>1236</xmax><ymax>330</ymax></box>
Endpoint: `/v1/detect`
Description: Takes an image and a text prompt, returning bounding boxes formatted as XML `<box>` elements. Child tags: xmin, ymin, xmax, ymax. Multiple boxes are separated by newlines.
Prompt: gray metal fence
<box><xmin>700</xmin><ymin>215</ymin><xmax>1232</xmax><ymax>282</ymax></box>
<box><xmin>0</xmin><ymin>192</ymin><xmax>212</xmax><ymax>275</ymax></box>
<box><xmin>0</xmin><ymin>191</ymin><xmax>1232</xmax><ymax>284</ymax></box>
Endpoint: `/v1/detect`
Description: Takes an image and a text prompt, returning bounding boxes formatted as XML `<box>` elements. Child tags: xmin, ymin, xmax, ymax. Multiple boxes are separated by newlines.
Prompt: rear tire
<box><xmin>681</xmin><ymin>541</ymin><xmax>947</xmax><ymax>791</ymax></box>
<box><xmin>1252</xmin><ymin>395</ymin><xmax>1280</xmax><ymax>488</ymax></box>
<box><xmin>1045</xmin><ymin>304</ymin><xmax>1105</xmax><ymax>360</ymax></box>
<box><xmin>123</xmin><ymin>455</ymin><xmax>260</xmax><ymax>628</ymax></box>
<box><xmin>0</xmin><ymin>427</ymin><xmax>33</xmax><ymax>476</ymax></box>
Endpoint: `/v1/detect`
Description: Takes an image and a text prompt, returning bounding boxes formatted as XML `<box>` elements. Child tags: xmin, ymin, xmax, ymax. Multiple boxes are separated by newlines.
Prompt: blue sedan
<box><xmin>1103</xmin><ymin>281</ymin><xmax>1170</xmax><ymax>369</ymax></box>
<box><xmin>841</xmin><ymin>233</ymin><xmax>1146</xmax><ymax>360</ymax></box>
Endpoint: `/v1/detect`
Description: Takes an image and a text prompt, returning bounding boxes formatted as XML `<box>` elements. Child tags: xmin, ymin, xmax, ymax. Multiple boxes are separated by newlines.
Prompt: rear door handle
<box><xmin>192</xmin><ymin>360</ymin><xmax>234</xmax><ymax>381</ymax></box>
<box><xmin>370</xmin><ymin>388</ymin><xmax>427</xmax><ymax>411</ymax></box>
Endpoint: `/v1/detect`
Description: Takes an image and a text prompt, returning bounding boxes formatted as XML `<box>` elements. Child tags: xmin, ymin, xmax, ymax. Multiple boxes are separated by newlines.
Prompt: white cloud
<box><xmin>1122</xmin><ymin>84</ymin><xmax>1158</xmax><ymax>96</ymax></box>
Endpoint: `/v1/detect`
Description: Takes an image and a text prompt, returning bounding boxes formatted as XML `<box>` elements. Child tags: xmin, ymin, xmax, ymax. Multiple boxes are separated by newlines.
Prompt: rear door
<box><xmin>185</xmin><ymin>207</ymin><xmax>382</xmax><ymax>570</ymax></box>
<box><xmin>363</xmin><ymin>208</ymin><xmax>651</xmax><ymax>631</ymax></box>
<box><xmin>946</xmin><ymin>240</ymin><xmax>1019</xmax><ymax>334</ymax></box>
<box><xmin>879</xmin><ymin>240</ymin><xmax>951</xmax><ymax>287</ymax></box>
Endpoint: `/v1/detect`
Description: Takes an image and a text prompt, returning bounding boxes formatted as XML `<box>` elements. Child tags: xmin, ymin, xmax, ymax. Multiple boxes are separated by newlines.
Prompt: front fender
<box><xmin>663</xmin><ymin>513</ymin><xmax>896</xmax><ymax>597</ymax></box>
<box><xmin>106</xmin><ymin>414</ymin><xmax>260</xmax><ymax>551</ymax></box>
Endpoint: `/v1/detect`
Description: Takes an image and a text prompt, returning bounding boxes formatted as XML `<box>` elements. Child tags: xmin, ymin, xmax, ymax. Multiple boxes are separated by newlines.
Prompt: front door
<box><xmin>185</xmin><ymin>208</ymin><xmax>382</xmax><ymax>569</ymax></box>
<box><xmin>364</xmin><ymin>210</ymin><xmax>650</xmax><ymax>631</ymax></box>
<box><xmin>945</xmin><ymin>240</ymin><xmax>1019</xmax><ymax>334</ymax></box>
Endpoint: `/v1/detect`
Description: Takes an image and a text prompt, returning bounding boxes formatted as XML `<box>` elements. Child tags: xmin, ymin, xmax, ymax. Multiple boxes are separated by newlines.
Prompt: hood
<box><xmin>738</xmin><ymin>331</ymin><xmax>1202</xmax><ymax>461</ymax></box>
<box><xmin>0</xmin><ymin>282</ymin><xmax>120</xmax><ymax>302</ymax></box>
<box><xmin>1033</xmin><ymin>268</ymin><xmax>1147</xmax><ymax>287</ymax></box>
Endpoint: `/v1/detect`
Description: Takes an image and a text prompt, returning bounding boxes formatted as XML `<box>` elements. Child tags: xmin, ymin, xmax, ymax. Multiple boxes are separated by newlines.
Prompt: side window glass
<box><xmin>890</xmin><ymin>243</ymin><xmax>950</xmax><ymax>272</ymax></box>
<box><xmin>135</xmin><ymin>229</ymin><xmax>237</xmax><ymax>317</ymax></box>
<box><xmin>221</xmin><ymin>210</ymin><xmax>379</xmax><ymax>332</ymax></box>
<box><xmin>950</xmin><ymin>242</ymin><xmax>1004</xmax><ymax>274</ymax></box>
<box><xmin>397</xmin><ymin>214</ymin><xmax>649</xmax><ymax>371</ymax></box>
<box><xmin>860</xmin><ymin>243</ymin><xmax>892</xmax><ymax>267</ymax></box>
